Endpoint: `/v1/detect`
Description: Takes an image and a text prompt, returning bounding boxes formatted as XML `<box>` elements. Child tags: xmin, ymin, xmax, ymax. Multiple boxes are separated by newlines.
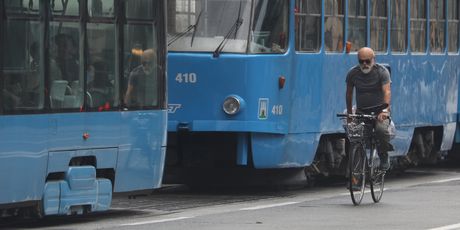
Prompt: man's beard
<box><xmin>360</xmin><ymin>64</ymin><xmax>373</xmax><ymax>74</ymax></box>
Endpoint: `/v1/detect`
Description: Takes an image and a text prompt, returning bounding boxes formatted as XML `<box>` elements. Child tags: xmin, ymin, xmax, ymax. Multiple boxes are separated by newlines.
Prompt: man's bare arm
<box><xmin>346</xmin><ymin>83</ymin><xmax>354</xmax><ymax>114</ymax></box>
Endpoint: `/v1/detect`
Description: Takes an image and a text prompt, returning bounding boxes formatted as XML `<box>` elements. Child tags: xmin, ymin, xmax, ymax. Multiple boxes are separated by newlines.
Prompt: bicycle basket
<box><xmin>346</xmin><ymin>122</ymin><xmax>364</xmax><ymax>142</ymax></box>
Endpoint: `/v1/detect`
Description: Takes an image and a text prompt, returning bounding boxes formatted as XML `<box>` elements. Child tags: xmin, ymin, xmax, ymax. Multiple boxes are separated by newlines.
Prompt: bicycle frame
<box><xmin>338</xmin><ymin>111</ymin><xmax>387</xmax><ymax>205</ymax></box>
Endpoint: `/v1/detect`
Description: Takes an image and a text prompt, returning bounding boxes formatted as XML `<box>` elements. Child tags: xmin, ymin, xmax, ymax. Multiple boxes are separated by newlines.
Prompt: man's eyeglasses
<box><xmin>358</xmin><ymin>58</ymin><xmax>372</xmax><ymax>65</ymax></box>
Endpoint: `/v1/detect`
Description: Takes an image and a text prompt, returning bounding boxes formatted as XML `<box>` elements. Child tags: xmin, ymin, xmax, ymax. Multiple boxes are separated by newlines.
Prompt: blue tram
<box><xmin>0</xmin><ymin>0</ymin><xmax>167</xmax><ymax>216</ymax></box>
<box><xmin>166</xmin><ymin>0</ymin><xmax>459</xmax><ymax>182</ymax></box>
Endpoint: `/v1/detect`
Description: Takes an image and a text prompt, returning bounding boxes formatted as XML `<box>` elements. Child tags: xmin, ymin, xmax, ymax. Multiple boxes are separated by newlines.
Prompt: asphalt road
<box><xmin>2</xmin><ymin>166</ymin><xmax>460</xmax><ymax>230</ymax></box>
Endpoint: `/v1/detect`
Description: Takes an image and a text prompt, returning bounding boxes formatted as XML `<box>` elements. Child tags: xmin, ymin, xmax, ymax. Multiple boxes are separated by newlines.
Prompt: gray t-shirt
<box><xmin>345</xmin><ymin>63</ymin><xmax>391</xmax><ymax>109</ymax></box>
<box><xmin>127</xmin><ymin>65</ymin><xmax>158</xmax><ymax>107</ymax></box>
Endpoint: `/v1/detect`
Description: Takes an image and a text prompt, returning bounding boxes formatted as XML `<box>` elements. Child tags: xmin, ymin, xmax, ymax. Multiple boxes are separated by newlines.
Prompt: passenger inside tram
<box><xmin>53</xmin><ymin>33</ymin><xmax>79</xmax><ymax>83</ymax></box>
<box><xmin>123</xmin><ymin>48</ymin><xmax>158</xmax><ymax>107</ymax></box>
<box><xmin>49</xmin><ymin>33</ymin><xmax>80</xmax><ymax>108</ymax></box>
<box><xmin>88</xmin><ymin>59</ymin><xmax>114</xmax><ymax>108</ymax></box>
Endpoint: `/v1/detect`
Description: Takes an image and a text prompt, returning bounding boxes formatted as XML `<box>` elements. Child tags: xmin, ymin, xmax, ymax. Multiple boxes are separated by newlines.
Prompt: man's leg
<box><xmin>375</xmin><ymin>119</ymin><xmax>391</xmax><ymax>170</ymax></box>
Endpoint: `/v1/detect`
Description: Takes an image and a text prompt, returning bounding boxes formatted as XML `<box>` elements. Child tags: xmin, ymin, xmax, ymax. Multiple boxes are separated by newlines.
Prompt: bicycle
<box><xmin>337</xmin><ymin>103</ymin><xmax>389</xmax><ymax>205</ymax></box>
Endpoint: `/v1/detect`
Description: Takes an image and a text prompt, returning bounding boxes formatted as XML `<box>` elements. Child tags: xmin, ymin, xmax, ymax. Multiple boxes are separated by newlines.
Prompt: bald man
<box><xmin>124</xmin><ymin>49</ymin><xmax>158</xmax><ymax>107</ymax></box>
<box><xmin>345</xmin><ymin>47</ymin><xmax>392</xmax><ymax>170</ymax></box>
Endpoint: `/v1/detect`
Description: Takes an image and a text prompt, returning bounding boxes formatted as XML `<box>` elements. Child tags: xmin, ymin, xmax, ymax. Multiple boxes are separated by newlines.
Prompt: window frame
<box><xmin>390</xmin><ymin>0</ymin><xmax>408</xmax><ymax>53</ymax></box>
<box><xmin>324</xmin><ymin>0</ymin><xmax>345</xmax><ymax>53</ymax></box>
<box><xmin>370</xmin><ymin>0</ymin><xmax>389</xmax><ymax>53</ymax></box>
<box><xmin>447</xmin><ymin>0</ymin><xmax>459</xmax><ymax>53</ymax></box>
<box><xmin>410</xmin><ymin>0</ymin><xmax>428</xmax><ymax>53</ymax></box>
<box><xmin>295</xmin><ymin>0</ymin><xmax>322</xmax><ymax>52</ymax></box>
<box><xmin>429</xmin><ymin>0</ymin><xmax>446</xmax><ymax>54</ymax></box>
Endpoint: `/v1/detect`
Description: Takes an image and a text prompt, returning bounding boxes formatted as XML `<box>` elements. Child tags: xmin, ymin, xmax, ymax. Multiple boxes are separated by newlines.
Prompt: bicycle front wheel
<box><xmin>370</xmin><ymin>148</ymin><xmax>385</xmax><ymax>203</ymax></box>
<box><xmin>349</xmin><ymin>143</ymin><xmax>366</xmax><ymax>205</ymax></box>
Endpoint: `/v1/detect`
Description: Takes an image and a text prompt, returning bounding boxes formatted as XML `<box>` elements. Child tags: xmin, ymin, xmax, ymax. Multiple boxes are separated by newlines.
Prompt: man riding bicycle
<box><xmin>345</xmin><ymin>47</ymin><xmax>393</xmax><ymax>170</ymax></box>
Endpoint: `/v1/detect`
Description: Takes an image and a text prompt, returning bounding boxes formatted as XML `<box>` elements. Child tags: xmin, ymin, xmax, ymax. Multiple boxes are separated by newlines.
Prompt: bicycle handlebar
<box><xmin>336</xmin><ymin>113</ymin><xmax>377</xmax><ymax>119</ymax></box>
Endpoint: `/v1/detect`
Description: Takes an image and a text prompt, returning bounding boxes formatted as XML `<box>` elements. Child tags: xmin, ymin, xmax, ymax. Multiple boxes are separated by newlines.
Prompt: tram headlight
<box><xmin>223</xmin><ymin>95</ymin><xmax>244</xmax><ymax>115</ymax></box>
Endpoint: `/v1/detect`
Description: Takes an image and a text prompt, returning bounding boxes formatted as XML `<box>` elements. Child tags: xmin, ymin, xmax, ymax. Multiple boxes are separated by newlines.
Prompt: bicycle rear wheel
<box><xmin>349</xmin><ymin>143</ymin><xmax>366</xmax><ymax>205</ymax></box>
<box><xmin>370</xmin><ymin>148</ymin><xmax>385</xmax><ymax>203</ymax></box>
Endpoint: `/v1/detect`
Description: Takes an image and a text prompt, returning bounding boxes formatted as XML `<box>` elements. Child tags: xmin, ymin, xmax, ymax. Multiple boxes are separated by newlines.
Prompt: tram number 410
<box><xmin>176</xmin><ymin>73</ymin><xmax>197</xmax><ymax>83</ymax></box>
<box><xmin>272</xmin><ymin>105</ymin><xmax>283</xmax><ymax>115</ymax></box>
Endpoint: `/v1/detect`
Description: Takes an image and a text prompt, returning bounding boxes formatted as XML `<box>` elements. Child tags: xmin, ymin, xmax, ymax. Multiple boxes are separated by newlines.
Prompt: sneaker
<box><xmin>379</xmin><ymin>153</ymin><xmax>390</xmax><ymax>170</ymax></box>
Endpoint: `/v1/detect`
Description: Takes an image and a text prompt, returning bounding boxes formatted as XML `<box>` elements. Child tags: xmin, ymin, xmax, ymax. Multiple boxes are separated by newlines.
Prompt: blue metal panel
<box><xmin>441</xmin><ymin>122</ymin><xmax>456</xmax><ymax>151</ymax></box>
<box><xmin>47</xmin><ymin>148</ymin><xmax>118</xmax><ymax>174</ymax></box>
<box><xmin>456</xmin><ymin>64</ymin><xmax>460</xmax><ymax>144</ymax></box>
<box><xmin>251</xmin><ymin>132</ymin><xmax>320</xmax><ymax>168</ymax></box>
<box><xmin>389</xmin><ymin>126</ymin><xmax>414</xmax><ymax>157</ymax></box>
<box><xmin>291</xmin><ymin>53</ymin><xmax>459</xmax><ymax>155</ymax></box>
<box><xmin>0</xmin><ymin>110</ymin><xmax>167</xmax><ymax>206</ymax></box>
<box><xmin>236</xmin><ymin>133</ymin><xmax>248</xmax><ymax>165</ymax></box>
<box><xmin>47</xmin><ymin>112</ymin><xmax>121</xmax><ymax>151</ymax></box>
<box><xmin>114</xmin><ymin>110</ymin><xmax>167</xmax><ymax>192</ymax></box>
<box><xmin>0</xmin><ymin>114</ymin><xmax>48</xmax><ymax>204</ymax></box>
<box><xmin>168</xmin><ymin>53</ymin><xmax>291</xmax><ymax>134</ymax></box>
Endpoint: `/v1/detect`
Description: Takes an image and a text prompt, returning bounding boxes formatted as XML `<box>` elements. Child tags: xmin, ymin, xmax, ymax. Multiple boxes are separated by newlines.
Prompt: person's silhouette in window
<box><xmin>124</xmin><ymin>49</ymin><xmax>158</xmax><ymax>107</ymax></box>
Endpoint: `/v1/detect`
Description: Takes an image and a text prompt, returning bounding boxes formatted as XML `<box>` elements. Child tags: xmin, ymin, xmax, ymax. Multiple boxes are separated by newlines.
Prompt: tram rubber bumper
<box><xmin>42</xmin><ymin>166</ymin><xmax>112</xmax><ymax>215</ymax></box>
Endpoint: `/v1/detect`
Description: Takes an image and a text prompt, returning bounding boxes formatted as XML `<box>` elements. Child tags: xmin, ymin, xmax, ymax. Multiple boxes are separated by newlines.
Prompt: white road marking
<box><xmin>427</xmin><ymin>223</ymin><xmax>460</xmax><ymax>230</ymax></box>
<box><xmin>239</xmin><ymin>201</ymin><xmax>299</xmax><ymax>211</ymax></box>
<box><xmin>430</xmin><ymin>177</ymin><xmax>460</xmax><ymax>184</ymax></box>
<box><xmin>339</xmin><ymin>187</ymin><xmax>389</xmax><ymax>196</ymax></box>
<box><xmin>121</xmin><ymin>216</ymin><xmax>194</xmax><ymax>226</ymax></box>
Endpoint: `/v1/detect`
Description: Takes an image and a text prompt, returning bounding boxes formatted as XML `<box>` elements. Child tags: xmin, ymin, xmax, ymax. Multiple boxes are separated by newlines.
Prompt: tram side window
<box><xmin>87</xmin><ymin>2</ymin><xmax>117</xmax><ymax>111</ymax></box>
<box><xmin>370</xmin><ymin>0</ymin><xmax>387</xmax><ymax>52</ymax></box>
<box><xmin>324</xmin><ymin>0</ymin><xmax>344</xmax><ymax>52</ymax></box>
<box><xmin>49</xmin><ymin>25</ymin><xmax>82</xmax><ymax>109</ymax></box>
<box><xmin>2</xmin><ymin>4</ymin><xmax>44</xmax><ymax>113</ymax></box>
<box><xmin>410</xmin><ymin>0</ymin><xmax>427</xmax><ymax>53</ymax></box>
<box><xmin>123</xmin><ymin>0</ymin><xmax>160</xmax><ymax>109</ymax></box>
<box><xmin>430</xmin><ymin>0</ymin><xmax>445</xmax><ymax>53</ymax></box>
<box><xmin>347</xmin><ymin>0</ymin><xmax>366</xmax><ymax>52</ymax></box>
<box><xmin>391</xmin><ymin>0</ymin><xmax>407</xmax><ymax>53</ymax></box>
<box><xmin>88</xmin><ymin>0</ymin><xmax>115</xmax><ymax>17</ymax></box>
<box><xmin>125</xmin><ymin>0</ymin><xmax>157</xmax><ymax>20</ymax></box>
<box><xmin>295</xmin><ymin>0</ymin><xmax>321</xmax><ymax>52</ymax></box>
<box><xmin>448</xmin><ymin>0</ymin><xmax>459</xmax><ymax>53</ymax></box>
<box><xmin>50</xmin><ymin>0</ymin><xmax>79</xmax><ymax>16</ymax></box>
<box><xmin>5</xmin><ymin>0</ymin><xmax>39</xmax><ymax>14</ymax></box>
<box><xmin>250</xmin><ymin>0</ymin><xmax>289</xmax><ymax>53</ymax></box>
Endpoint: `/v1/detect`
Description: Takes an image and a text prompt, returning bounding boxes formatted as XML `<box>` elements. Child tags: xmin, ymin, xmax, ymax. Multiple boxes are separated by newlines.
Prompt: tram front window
<box><xmin>167</xmin><ymin>0</ymin><xmax>252</xmax><ymax>53</ymax></box>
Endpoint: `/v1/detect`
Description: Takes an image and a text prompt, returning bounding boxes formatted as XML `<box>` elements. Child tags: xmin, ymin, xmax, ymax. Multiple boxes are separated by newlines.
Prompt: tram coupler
<box><xmin>42</xmin><ymin>166</ymin><xmax>112</xmax><ymax>216</ymax></box>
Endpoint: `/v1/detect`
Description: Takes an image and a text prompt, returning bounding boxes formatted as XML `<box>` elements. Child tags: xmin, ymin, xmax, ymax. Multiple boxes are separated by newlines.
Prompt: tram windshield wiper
<box><xmin>213</xmin><ymin>1</ymin><xmax>244</xmax><ymax>58</ymax></box>
<box><xmin>190</xmin><ymin>11</ymin><xmax>203</xmax><ymax>47</ymax></box>
<box><xmin>168</xmin><ymin>10</ymin><xmax>203</xmax><ymax>47</ymax></box>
